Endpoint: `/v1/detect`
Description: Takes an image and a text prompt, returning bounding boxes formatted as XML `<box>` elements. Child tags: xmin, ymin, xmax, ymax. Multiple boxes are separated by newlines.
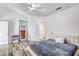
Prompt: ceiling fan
<box><xmin>25</xmin><ymin>3</ymin><xmax>42</xmax><ymax>12</ymax></box>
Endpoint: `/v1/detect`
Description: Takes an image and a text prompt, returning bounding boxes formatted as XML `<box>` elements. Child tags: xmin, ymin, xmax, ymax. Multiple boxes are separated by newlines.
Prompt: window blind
<box><xmin>0</xmin><ymin>21</ymin><xmax>8</xmax><ymax>45</ymax></box>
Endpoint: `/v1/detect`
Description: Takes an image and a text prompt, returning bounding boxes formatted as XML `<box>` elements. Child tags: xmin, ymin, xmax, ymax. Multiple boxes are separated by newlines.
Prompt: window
<box><xmin>39</xmin><ymin>23</ymin><xmax>46</xmax><ymax>39</ymax></box>
<box><xmin>0</xmin><ymin>21</ymin><xmax>8</xmax><ymax>45</ymax></box>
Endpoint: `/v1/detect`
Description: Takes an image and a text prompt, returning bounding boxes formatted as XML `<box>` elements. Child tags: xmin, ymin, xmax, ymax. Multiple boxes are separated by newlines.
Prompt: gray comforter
<box><xmin>30</xmin><ymin>39</ymin><xmax>77</xmax><ymax>56</ymax></box>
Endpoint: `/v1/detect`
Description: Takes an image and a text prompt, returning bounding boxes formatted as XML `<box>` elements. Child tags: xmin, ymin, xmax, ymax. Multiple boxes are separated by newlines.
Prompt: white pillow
<box><xmin>55</xmin><ymin>37</ymin><xmax>65</xmax><ymax>43</ymax></box>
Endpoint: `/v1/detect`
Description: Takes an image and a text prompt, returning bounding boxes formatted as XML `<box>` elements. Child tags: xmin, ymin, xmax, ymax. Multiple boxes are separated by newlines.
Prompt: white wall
<box><xmin>46</xmin><ymin>6</ymin><xmax>79</xmax><ymax>37</ymax></box>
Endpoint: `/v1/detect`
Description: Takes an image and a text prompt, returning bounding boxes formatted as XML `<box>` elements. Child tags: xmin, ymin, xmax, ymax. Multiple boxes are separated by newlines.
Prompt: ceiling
<box><xmin>0</xmin><ymin>3</ymin><xmax>79</xmax><ymax>18</ymax></box>
<box><xmin>25</xmin><ymin>3</ymin><xmax>79</xmax><ymax>16</ymax></box>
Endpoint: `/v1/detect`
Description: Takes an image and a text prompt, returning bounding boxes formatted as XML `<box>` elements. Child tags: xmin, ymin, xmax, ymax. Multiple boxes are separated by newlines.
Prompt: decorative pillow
<box><xmin>64</xmin><ymin>38</ymin><xmax>68</xmax><ymax>44</ymax></box>
<box><xmin>55</xmin><ymin>37</ymin><xmax>65</xmax><ymax>43</ymax></box>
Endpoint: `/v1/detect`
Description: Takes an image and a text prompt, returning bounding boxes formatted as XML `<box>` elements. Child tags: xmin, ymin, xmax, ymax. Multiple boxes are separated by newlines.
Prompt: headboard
<box><xmin>47</xmin><ymin>33</ymin><xmax>79</xmax><ymax>48</ymax></box>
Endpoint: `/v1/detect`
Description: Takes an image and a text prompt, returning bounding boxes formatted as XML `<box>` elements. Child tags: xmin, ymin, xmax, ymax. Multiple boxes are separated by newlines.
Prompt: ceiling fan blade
<box><xmin>35</xmin><ymin>7</ymin><xmax>42</xmax><ymax>9</ymax></box>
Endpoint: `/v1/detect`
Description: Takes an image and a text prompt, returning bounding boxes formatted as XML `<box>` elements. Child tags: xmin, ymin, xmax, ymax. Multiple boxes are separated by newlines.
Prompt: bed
<box><xmin>23</xmin><ymin>39</ymin><xmax>77</xmax><ymax>56</ymax></box>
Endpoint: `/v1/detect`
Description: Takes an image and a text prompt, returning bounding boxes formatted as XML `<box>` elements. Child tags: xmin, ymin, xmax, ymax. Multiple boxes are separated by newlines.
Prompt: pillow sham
<box><xmin>55</xmin><ymin>37</ymin><xmax>65</xmax><ymax>43</ymax></box>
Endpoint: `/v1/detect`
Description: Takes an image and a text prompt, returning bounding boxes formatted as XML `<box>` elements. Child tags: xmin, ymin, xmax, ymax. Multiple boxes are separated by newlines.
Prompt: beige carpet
<box><xmin>0</xmin><ymin>45</ymin><xmax>9</xmax><ymax>56</ymax></box>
